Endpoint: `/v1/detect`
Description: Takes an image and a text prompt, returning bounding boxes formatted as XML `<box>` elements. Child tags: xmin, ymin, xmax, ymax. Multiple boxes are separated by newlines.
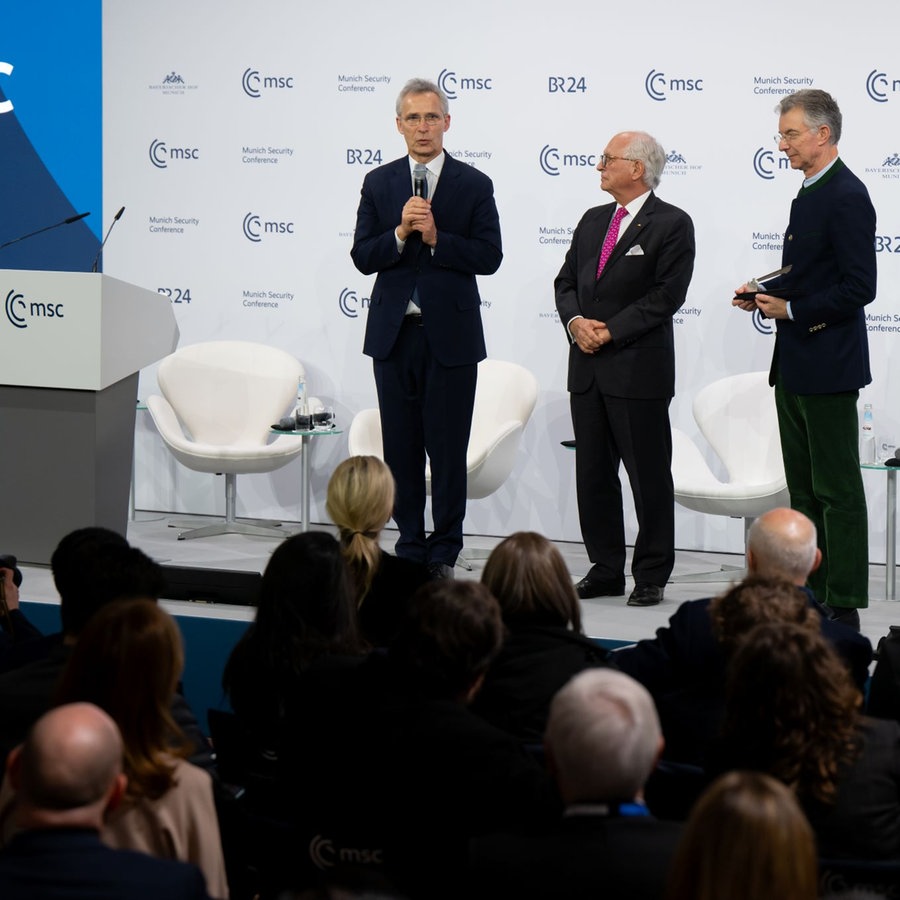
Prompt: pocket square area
<box><xmin>625</xmin><ymin>245</ymin><xmax>644</xmax><ymax>256</ymax></box>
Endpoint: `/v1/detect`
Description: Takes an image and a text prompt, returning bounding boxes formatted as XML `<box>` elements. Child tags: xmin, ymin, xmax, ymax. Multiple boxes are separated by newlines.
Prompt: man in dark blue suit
<box><xmin>555</xmin><ymin>131</ymin><xmax>695</xmax><ymax>607</ymax></box>
<box><xmin>351</xmin><ymin>78</ymin><xmax>502</xmax><ymax>579</ymax></box>
<box><xmin>733</xmin><ymin>89</ymin><xmax>876</xmax><ymax>630</ymax></box>
<box><xmin>0</xmin><ymin>702</ymin><xmax>210</xmax><ymax>899</ymax></box>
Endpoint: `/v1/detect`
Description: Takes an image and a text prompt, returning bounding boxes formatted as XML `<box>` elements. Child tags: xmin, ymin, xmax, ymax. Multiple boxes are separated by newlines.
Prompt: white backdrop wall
<box><xmin>104</xmin><ymin>0</ymin><xmax>900</xmax><ymax>561</ymax></box>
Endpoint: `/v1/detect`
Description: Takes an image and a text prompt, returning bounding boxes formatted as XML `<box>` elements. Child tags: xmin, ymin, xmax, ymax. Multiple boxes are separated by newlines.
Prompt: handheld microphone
<box><xmin>413</xmin><ymin>164</ymin><xmax>428</xmax><ymax>199</ymax></box>
<box><xmin>91</xmin><ymin>206</ymin><xmax>126</xmax><ymax>273</ymax></box>
<box><xmin>0</xmin><ymin>211</ymin><xmax>90</xmax><ymax>251</ymax></box>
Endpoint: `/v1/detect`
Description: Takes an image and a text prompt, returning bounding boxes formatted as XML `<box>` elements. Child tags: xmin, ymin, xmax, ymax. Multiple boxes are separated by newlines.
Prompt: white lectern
<box><xmin>0</xmin><ymin>270</ymin><xmax>179</xmax><ymax>563</ymax></box>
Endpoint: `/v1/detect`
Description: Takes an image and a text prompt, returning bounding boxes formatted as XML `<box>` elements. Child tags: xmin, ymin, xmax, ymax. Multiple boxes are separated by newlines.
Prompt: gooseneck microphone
<box><xmin>413</xmin><ymin>164</ymin><xmax>428</xmax><ymax>199</ymax></box>
<box><xmin>0</xmin><ymin>211</ymin><xmax>91</xmax><ymax>251</ymax></box>
<box><xmin>91</xmin><ymin>206</ymin><xmax>126</xmax><ymax>273</ymax></box>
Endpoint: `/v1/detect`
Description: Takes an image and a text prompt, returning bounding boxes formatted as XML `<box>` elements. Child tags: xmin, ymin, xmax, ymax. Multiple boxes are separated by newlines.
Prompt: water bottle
<box><xmin>294</xmin><ymin>375</ymin><xmax>309</xmax><ymax>430</ymax></box>
<box><xmin>860</xmin><ymin>403</ymin><xmax>876</xmax><ymax>464</ymax></box>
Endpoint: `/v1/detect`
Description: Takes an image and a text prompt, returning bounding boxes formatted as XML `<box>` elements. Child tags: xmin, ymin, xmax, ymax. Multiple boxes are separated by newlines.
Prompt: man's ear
<box><xmin>104</xmin><ymin>773</ymin><xmax>128</xmax><ymax>816</ymax></box>
<box><xmin>809</xmin><ymin>548</ymin><xmax>823</xmax><ymax>574</ymax></box>
<box><xmin>6</xmin><ymin>745</ymin><xmax>23</xmax><ymax>792</ymax></box>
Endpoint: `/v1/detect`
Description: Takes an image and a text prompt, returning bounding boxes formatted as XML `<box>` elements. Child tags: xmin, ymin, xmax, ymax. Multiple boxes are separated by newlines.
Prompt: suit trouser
<box><xmin>374</xmin><ymin>320</ymin><xmax>477</xmax><ymax>567</ymax></box>
<box><xmin>571</xmin><ymin>386</ymin><xmax>674</xmax><ymax>586</ymax></box>
<box><xmin>775</xmin><ymin>379</ymin><xmax>869</xmax><ymax>608</ymax></box>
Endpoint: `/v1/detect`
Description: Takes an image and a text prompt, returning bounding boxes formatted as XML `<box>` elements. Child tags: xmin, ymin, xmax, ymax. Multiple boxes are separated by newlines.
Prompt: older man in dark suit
<box><xmin>556</xmin><ymin>131</ymin><xmax>695</xmax><ymax>607</ymax></box>
<box><xmin>0</xmin><ymin>703</ymin><xmax>210</xmax><ymax>900</ymax></box>
<box><xmin>733</xmin><ymin>89</ymin><xmax>876</xmax><ymax>630</ymax></box>
<box><xmin>351</xmin><ymin>77</ymin><xmax>502</xmax><ymax>580</ymax></box>
<box><xmin>468</xmin><ymin>668</ymin><xmax>681</xmax><ymax>900</ymax></box>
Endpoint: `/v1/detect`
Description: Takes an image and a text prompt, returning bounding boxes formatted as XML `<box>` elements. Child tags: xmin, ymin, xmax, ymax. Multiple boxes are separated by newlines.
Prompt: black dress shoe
<box><xmin>627</xmin><ymin>583</ymin><xmax>664</xmax><ymax>607</ymax></box>
<box><xmin>426</xmin><ymin>562</ymin><xmax>455</xmax><ymax>581</ymax></box>
<box><xmin>825</xmin><ymin>605</ymin><xmax>861</xmax><ymax>632</ymax></box>
<box><xmin>575</xmin><ymin>575</ymin><xmax>626</xmax><ymax>600</ymax></box>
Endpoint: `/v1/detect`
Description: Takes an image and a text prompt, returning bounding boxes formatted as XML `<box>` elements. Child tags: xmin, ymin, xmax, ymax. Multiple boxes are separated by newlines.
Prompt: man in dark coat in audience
<box><xmin>468</xmin><ymin>668</ymin><xmax>681</xmax><ymax>900</ymax></box>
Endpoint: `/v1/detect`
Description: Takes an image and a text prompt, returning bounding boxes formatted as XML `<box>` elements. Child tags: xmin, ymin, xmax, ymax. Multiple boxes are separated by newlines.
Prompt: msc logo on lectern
<box><xmin>0</xmin><ymin>62</ymin><xmax>13</xmax><ymax>114</ymax></box>
<box><xmin>308</xmin><ymin>834</ymin><xmax>383</xmax><ymax>871</ymax></box>
<box><xmin>5</xmin><ymin>289</ymin><xmax>64</xmax><ymax>329</ymax></box>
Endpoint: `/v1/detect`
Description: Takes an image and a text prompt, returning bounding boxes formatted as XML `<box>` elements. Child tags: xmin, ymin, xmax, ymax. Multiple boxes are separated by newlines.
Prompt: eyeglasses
<box><xmin>774</xmin><ymin>128</ymin><xmax>814</xmax><ymax>145</ymax></box>
<box><xmin>401</xmin><ymin>113</ymin><xmax>445</xmax><ymax>127</ymax></box>
<box><xmin>599</xmin><ymin>154</ymin><xmax>637</xmax><ymax>167</ymax></box>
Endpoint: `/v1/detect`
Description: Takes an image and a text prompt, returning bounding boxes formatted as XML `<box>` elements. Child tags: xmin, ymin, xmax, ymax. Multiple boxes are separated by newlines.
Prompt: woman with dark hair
<box><xmin>222</xmin><ymin>531</ymin><xmax>368</xmax><ymax>749</ymax></box>
<box><xmin>326</xmin><ymin>455</ymin><xmax>429</xmax><ymax>646</ymax></box>
<box><xmin>54</xmin><ymin>599</ymin><xmax>228</xmax><ymax>898</ymax></box>
<box><xmin>470</xmin><ymin>531</ymin><xmax>613</xmax><ymax>742</ymax></box>
<box><xmin>666</xmin><ymin>770</ymin><xmax>818</xmax><ymax>900</ymax></box>
<box><xmin>712</xmin><ymin>622</ymin><xmax>900</xmax><ymax>859</ymax></box>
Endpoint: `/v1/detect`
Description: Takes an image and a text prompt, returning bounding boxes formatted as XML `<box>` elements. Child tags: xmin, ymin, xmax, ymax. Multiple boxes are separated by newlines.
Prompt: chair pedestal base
<box><xmin>668</xmin><ymin>563</ymin><xmax>746</xmax><ymax>585</ymax></box>
<box><xmin>168</xmin><ymin>472</ymin><xmax>288</xmax><ymax>541</ymax></box>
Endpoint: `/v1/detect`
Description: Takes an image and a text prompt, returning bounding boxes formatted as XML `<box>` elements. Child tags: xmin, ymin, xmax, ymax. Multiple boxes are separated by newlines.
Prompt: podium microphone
<box><xmin>0</xmin><ymin>211</ymin><xmax>91</xmax><ymax>251</ymax></box>
<box><xmin>90</xmin><ymin>206</ymin><xmax>126</xmax><ymax>273</ymax></box>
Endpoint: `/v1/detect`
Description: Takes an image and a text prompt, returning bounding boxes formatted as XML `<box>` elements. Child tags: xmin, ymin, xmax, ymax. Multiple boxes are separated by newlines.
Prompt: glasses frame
<box><xmin>599</xmin><ymin>154</ymin><xmax>638</xmax><ymax>167</ymax></box>
<box><xmin>400</xmin><ymin>113</ymin><xmax>446</xmax><ymax>128</ymax></box>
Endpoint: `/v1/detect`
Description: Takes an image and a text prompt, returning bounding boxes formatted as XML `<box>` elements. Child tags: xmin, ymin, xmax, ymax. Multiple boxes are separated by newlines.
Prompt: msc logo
<box><xmin>242</xmin><ymin>213</ymin><xmax>295</xmax><ymax>242</ymax></box>
<box><xmin>644</xmin><ymin>69</ymin><xmax>704</xmax><ymax>101</ymax></box>
<box><xmin>753</xmin><ymin>147</ymin><xmax>791</xmax><ymax>180</ymax></box>
<box><xmin>0</xmin><ymin>61</ymin><xmax>13</xmax><ymax>114</ymax></box>
<box><xmin>346</xmin><ymin>149</ymin><xmax>383</xmax><ymax>166</ymax></box>
<box><xmin>242</xmin><ymin>67</ymin><xmax>294</xmax><ymax>98</ymax></box>
<box><xmin>308</xmin><ymin>834</ymin><xmax>384</xmax><ymax>872</ymax></box>
<box><xmin>149</xmin><ymin>139</ymin><xmax>200</xmax><ymax>169</ymax></box>
<box><xmin>437</xmin><ymin>68</ymin><xmax>493</xmax><ymax>100</ymax></box>
<box><xmin>548</xmin><ymin>76</ymin><xmax>587</xmax><ymax>94</ymax></box>
<box><xmin>5</xmin><ymin>289</ymin><xmax>64</xmax><ymax>329</ymax></box>
<box><xmin>866</xmin><ymin>69</ymin><xmax>900</xmax><ymax>103</ymax></box>
<box><xmin>539</xmin><ymin>144</ymin><xmax>596</xmax><ymax>176</ymax></box>
<box><xmin>752</xmin><ymin>308</ymin><xmax>774</xmax><ymax>335</ymax></box>
<box><xmin>339</xmin><ymin>288</ymin><xmax>371</xmax><ymax>318</ymax></box>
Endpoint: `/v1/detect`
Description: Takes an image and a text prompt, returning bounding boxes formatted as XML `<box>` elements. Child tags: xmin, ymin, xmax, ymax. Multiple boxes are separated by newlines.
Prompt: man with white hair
<box><xmin>616</xmin><ymin>507</ymin><xmax>872</xmax><ymax>765</ymax></box>
<box><xmin>468</xmin><ymin>669</ymin><xmax>681</xmax><ymax>899</ymax></box>
<box><xmin>0</xmin><ymin>703</ymin><xmax>211</xmax><ymax>899</ymax></box>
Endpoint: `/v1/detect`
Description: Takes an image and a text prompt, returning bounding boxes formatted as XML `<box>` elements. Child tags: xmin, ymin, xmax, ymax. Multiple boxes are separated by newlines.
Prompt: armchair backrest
<box><xmin>158</xmin><ymin>341</ymin><xmax>303</xmax><ymax>446</ymax></box>
<box><xmin>692</xmin><ymin>371</ymin><xmax>784</xmax><ymax>485</ymax></box>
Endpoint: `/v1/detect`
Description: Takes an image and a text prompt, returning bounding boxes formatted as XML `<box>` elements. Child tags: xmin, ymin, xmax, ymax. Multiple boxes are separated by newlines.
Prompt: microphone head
<box><xmin>114</xmin><ymin>206</ymin><xmax>126</xmax><ymax>221</ymax></box>
<box><xmin>413</xmin><ymin>164</ymin><xmax>428</xmax><ymax>199</ymax></box>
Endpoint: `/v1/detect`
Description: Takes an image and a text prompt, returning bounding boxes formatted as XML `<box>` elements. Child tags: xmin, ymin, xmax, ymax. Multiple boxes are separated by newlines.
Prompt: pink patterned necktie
<box><xmin>596</xmin><ymin>207</ymin><xmax>629</xmax><ymax>278</ymax></box>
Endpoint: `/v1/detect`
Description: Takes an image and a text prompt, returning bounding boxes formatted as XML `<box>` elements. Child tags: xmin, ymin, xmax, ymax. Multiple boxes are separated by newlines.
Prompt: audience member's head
<box><xmin>50</xmin><ymin>527</ymin><xmax>165</xmax><ymax>637</ymax></box>
<box><xmin>326</xmin><ymin>455</ymin><xmax>395</xmax><ymax>603</ymax></box>
<box><xmin>708</xmin><ymin>576</ymin><xmax>818</xmax><ymax>658</ymax></box>
<box><xmin>481</xmin><ymin>531</ymin><xmax>582</xmax><ymax>632</ymax></box>
<box><xmin>391</xmin><ymin>581</ymin><xmax>504</xmax><ymax>702</ymax></box>
<box><xmin>722</xmin><ymin>622</ymin><xmax>862</xmax><ymax>806</ymax></box>
<box><xmin>56</xmin><ymin>599</ymin><xmax>188</xmax><ymax>801</ymax></box>
<box><xmin>6</xmin><ymin>702</ymin><xmax>126</xmax><ymax>831</ymax></box>
<box><xmin>224</xmin><ymin>531</ymin><xmax>364</xmax><ymax>695</ymax></box>
<box><xmin>746</xmin><ymin>507</ymin><xmax>821</xmax><ymax>584</ymax></box>
<box><xmin>666</xmin><ymin>770</ymin><xmax>818</xmax><ymax>900</ymax></box>
<box><xmin>545</xmin><ymin>669</ymin><xmax>661</xmax><ymax>805</ymax></box>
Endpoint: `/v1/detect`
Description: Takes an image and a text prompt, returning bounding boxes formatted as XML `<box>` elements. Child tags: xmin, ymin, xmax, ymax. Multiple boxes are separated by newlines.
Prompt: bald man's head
<box><xmin>12</xmin><ymin>703</ymin><xmax>123</xmax><ymax>813</ymax></box>
<box><xmin>747</xmin><ymin>508</ymin><xmax>820</xmax><ymax>585</ymax></box>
